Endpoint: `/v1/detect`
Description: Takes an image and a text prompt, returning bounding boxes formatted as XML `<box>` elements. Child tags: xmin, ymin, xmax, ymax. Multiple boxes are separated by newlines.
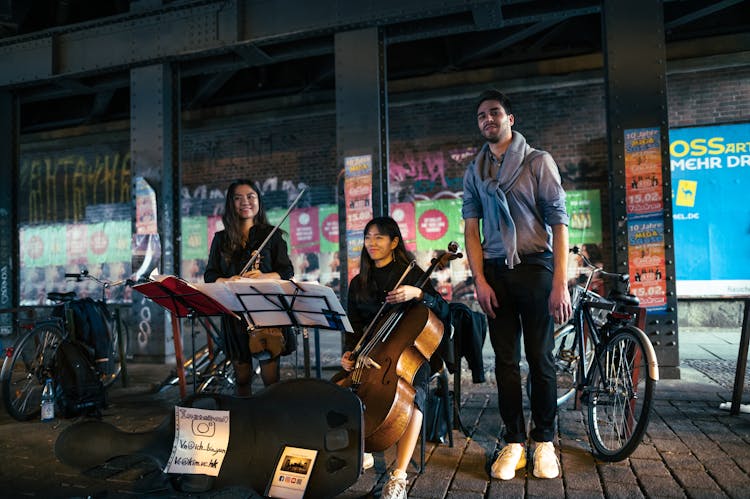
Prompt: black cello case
<box><xmin>55</xmin><ymin>378</ymin><xmax>364</xmax><ymax>497</ymax></box>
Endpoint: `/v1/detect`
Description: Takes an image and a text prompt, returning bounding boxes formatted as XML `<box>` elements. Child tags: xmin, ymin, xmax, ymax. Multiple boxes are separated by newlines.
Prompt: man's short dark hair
<box><xmin>476</xmin><ymin>89</ymin><xmax>512</xmax><ymax>115</ymax></box>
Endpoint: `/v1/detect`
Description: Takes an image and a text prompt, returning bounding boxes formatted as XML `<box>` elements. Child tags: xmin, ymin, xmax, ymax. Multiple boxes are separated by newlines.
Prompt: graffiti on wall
<box><xmin>388</xmin><ymin>147</ymin><xmax>475</xmax><ymax>202</ymax></box>
<box><xmin>21</xmin><ymin>151</ymin><xmax>131</xmax><ymax>224</ymax></box>
<box><xmin>181</xmin><ymin>177</ymin><xmax>310</xmax><ymax>216</ymax></box>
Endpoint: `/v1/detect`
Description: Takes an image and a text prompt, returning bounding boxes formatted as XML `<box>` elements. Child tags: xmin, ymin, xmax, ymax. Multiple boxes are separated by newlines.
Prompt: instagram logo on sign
<box><xmin>192</xmin><ymin>419</ymin><xmax>216</xmax><ymax>437</ymax></box>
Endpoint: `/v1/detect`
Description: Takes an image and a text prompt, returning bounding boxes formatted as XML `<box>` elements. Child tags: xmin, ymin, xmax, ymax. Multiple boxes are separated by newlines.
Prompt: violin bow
<box><xmin>239</xmin><ymin>187</ymin><xmax>307</xmax><ymax>276</ymax></box>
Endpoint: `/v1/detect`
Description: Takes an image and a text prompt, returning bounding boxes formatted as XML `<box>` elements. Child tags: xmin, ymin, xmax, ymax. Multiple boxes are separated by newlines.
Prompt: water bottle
<box><xmin>41</xmin><ymin>378</ymin><xmax>55</xmax><ymax>422</ymax></box>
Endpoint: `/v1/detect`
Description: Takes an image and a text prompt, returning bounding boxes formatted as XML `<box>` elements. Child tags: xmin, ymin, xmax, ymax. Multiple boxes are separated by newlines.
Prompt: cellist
<box><xmin>340</xmin><ymin>216</ymin><xmax>449</xmax><ymax>499</ymax></box>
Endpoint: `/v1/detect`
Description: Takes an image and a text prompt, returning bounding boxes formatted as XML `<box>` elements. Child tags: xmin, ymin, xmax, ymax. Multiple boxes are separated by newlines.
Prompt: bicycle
<box><xmin>1</xmin><ymin>269</ymin><xmax>129</xmax><ymax>421</ymax></box>
<box><xmin>551</xmin><ymin>246</ymin><xmax>659</xmax><ymax>461</ymax></box>
<box><xmin>154</xmin><ymin>314</ymin><xmax>237</xmax><ymax>396</ymax></box>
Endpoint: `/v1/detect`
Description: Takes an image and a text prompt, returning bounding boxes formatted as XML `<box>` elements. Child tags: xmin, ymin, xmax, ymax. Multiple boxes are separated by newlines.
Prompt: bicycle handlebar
<box><xmin>570</xmin><ymin>246</ymin><xmax>628</xmax><ymax>281</ymax></box>
<box><xmin>65</xmin><ymin>269</ymin><xmax>135</xmax><ymax>288</ymax></box>
<box><xmin>570</xmin><ymin>245</ymin><xmax>631</xmax><ymax>290</ymax></box>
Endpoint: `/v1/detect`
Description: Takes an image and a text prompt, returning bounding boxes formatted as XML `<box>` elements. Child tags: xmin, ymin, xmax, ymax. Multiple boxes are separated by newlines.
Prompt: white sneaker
<box><xmin>362</xmin><ymin>452</ymin><xmax>374</xmax><ymax>471</ymax></box>
<box><xmin>533</xmin><ymin>441</ymin><xmax>560</xmax><ymax>479</ymax></box>
<box><xmin>382</xmin><ymin>470</ymin><xmax>408</xmax><ymax>499</ymax></box>
<box><xmin>490</xmin><ymin>443</ymin><xmax>526</xmax><ymax>480</ymax></box>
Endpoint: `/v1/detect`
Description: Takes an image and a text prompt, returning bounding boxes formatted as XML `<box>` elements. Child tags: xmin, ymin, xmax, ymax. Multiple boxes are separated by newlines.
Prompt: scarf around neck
<box><xmin>473</xmin><ymin>131</ymin><xmax>534</xmax><ymax>269</ymax></box>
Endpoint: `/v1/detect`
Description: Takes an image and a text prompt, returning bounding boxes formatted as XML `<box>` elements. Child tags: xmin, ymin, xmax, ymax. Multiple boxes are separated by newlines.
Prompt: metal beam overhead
<box><xmin>0</xmin><ymin>0</ymin><xmax>502</xmax><ymax>88</ymax></box>
<box><xmin>457</xmin><ymin>18</ymin><xmax>559</xmax><ymax>65</ymax></box>
<box><xmin>665</xmin><ymin>0</ymin><xmax>744</xmax><ymax>30</ymax></box>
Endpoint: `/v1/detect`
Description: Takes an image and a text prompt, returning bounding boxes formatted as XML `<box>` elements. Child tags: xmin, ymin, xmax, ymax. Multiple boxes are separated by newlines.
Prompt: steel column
<box><xmin>335</xmin><ymin>27</ymin><xmax>389</xmax><ymax>303</ymax></box>
<box><xmin>0</xmin><ymin>90</ymin><xmax>18</xmax><ymax>343</ymax></box>
<box><xmin>602</xmin><ymin>0</ymin><xmax>679</xmax><ymax>378</ymax></box>
<box><xmin>130</xmin><ymin>63</ymin><xmax>181</xmax><ymax>362</ymax></box>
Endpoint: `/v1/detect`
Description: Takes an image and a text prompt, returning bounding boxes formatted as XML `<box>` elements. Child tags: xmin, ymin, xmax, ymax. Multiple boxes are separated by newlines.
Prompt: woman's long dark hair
<box><xmin>355</xmin><ymin>216</ymin><xmax>414</xmax><ymax>300</ymax></box>
<box><xmin>221</xmin><ymin>179</ymin><xmax>269</xmax><ymax>258</ymax></box>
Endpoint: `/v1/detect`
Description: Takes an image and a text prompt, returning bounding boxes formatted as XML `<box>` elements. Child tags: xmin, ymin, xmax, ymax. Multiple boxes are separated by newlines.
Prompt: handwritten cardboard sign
<box><xmin>164</xmin><ymin>406</ymin><xmax>230</xmax><ymax>477</ymax></box>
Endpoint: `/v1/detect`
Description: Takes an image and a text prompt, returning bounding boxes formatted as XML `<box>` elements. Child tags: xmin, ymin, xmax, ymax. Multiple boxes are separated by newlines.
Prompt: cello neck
<box><xmin>413</xmin><ymin>241</ymin><xmax>463</xmax><ymax>289</ymax></box>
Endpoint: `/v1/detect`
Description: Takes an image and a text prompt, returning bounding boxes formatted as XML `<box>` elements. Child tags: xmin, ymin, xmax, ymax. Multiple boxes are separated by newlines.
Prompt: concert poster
<box><xmin>66</xmin><ymin>224</ymin><xmax>89</xmax><ymax>265</ymax></box>
<box><xmin>390</xmin><ymin>202</ymin><xmax>416</xmax><ymax>252</ymax></box>
<box><xmin>289</xmin><ymin>206</ymin><xmax>320</xmax><ymax>254</ymax></box>
<box><xmin>344</xmin><ymin>155</ymin><xmax>373</xmax><ymax>281</ymax></box>
<box><xmin>318</xmin><ymin>204</ymin><xmax>339</xmax><ymax>253</ymax></box>
<box><xmin>627</xmin><ymin>217</ymin><xmax>667</xmax><ymax>310</ymax></box>
<box><xmin>624</xmin><ymin>127</ymin><xmax>664</xmax><ymax>215</ymax></box>
<box><xmin>414</xmin><ymin>198</ymin><xmax>462</xmax><ymax>252</ymax></box>
<box><xmin>565</xmin><ymin>189</ymin><xmax>602</xmax><ymax>246</ymax></box>
<box><xmin>134</xmin><ymin>177</ymin><xmax>158</xmax><ymax>235</ymax></box>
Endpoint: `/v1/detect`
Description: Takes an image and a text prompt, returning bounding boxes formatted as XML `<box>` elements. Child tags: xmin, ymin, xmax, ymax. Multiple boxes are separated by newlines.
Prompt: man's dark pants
<box><xmin>484</xmin><ymin>259</ymin><xmax>556</xmax><ymax>444</ymax></box>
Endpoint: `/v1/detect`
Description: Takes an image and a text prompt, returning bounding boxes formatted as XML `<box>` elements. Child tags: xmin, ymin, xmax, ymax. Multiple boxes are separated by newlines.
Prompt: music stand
<box><xmin>193</xmin><ymin>279</ymin><xmax>352</xmax><ymax>380</ymax></box>
<box><xmin>193</xmin><ymin>278</ymin><xmax>352</xmax><ymax>334</ymax></box>
<box><xmin>134</xmin><ymin>275</ymin><xmax>240</xmax><ymax>397</ymax></box>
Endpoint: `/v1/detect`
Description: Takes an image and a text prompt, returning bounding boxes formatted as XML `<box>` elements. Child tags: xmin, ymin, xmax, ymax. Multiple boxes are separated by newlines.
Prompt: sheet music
<box><xmin>192</xmin><ymin>279</ymin><xmax>352</xmax><ymax>332</ymax></box>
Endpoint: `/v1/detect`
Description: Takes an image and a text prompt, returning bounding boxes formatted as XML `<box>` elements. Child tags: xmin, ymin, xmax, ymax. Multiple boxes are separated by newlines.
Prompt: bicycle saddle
<box><xmin>47</xmin><ymin>291</ymin><xmax>77</xmax><ymax>302</ymax></box>
<box><xmin>55</xmin><ymin>378</ymin><xmax>364</xmax><ymax>496</ymax></box>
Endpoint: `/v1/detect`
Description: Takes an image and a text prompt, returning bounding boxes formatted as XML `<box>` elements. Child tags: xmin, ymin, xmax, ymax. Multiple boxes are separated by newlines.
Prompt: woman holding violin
<box><xmin>205</xmin><ymin>179</ymin><xmax>294</xmax><ymax>395</ymax></box>
<box><xmin>341</xmin><ymin>216</ymin><xmax>449</xmax><ymax>499</ymax></box>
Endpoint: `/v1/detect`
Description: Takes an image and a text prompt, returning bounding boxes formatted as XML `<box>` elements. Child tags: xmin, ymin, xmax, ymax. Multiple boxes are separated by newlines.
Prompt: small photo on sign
<box><xmin>281</xmin><ymin>455</ymin><xmax>312</xmax><ymax>475</ymax></box>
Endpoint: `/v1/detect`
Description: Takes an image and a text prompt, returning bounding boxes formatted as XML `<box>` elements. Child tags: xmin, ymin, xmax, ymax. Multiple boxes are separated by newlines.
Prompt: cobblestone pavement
<box><xmin>1</xmin><ymin>331</ymin><xmax>750</xmax><ymax>498</ymax></box>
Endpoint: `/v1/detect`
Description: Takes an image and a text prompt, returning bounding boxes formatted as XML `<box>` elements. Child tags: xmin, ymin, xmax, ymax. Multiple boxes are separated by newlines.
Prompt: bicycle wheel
<box><xmin>1</xmin><ymin>323</ymin><xmax>65</xmax><ymax>421</ymax></box>
<box><xmin>97</xmin><ymin>316</ymin><xmax>123</xmax><ymax>388</ymax></box>
<box><xmin>585</xmin><ymin>325</ymin><xmax>655</xmax><ymax>461</ymax></box>
<box><xmin>552</xmin><ymin>324</ymin><xmax>579</xmax><ymax>406</ymax></box>
<box><xmin>525</xmin><ymin>323</ymin><xmax>594</xmax><ymax>406</ymax></box>
<box><xmin>196</xmin><ymin>356</ymin><xmax>236</xmax><ymax>395</ymax></box>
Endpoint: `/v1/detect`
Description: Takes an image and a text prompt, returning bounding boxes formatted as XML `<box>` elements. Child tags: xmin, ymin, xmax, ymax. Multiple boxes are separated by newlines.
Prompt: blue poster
<box><xmin>669</xmin><ymin>122</ymin><xmax>750</xmax><ymax>296</ymax></box>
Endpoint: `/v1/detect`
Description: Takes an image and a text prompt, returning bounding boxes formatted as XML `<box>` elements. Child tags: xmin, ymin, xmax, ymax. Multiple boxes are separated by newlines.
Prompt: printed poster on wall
<box><xmin>318</xmin><ymin>204</ymin><xmax>339</xmax><ymax>253</ymax></box>
<box><xmin>669</xmin><ymin>122</ymin><xmax>750</xmax><ymax>297</ymax></box>
<box><xmin>627</xmin><ymin>217</ymin><xmax>667</xmax><ymax>310</ymax></box>
<box><xmin>67</xmin><ymin>224</ymin><xmax>88</xmax><ymax>265</ymax></box>
<box><xmin>624</xmin><ymin>127</ymin><xmax>664</xmax><ymax>215</ymax></box>
<box><xmin>390</xmin><ymin>202</ymin><xmax>416</xmax><ymax>252</ymax></box>
<box><xmin>20</xmin><ymin>226</ymin><xmax>47</xmax><ymax>267</ymax></box>
<box><xmin>207</xmin><ymin>215</ymin><xmax>224</xmax><ymax>248</ymax></box>
<box><xmin>267</xmin><ymin>208</ymin><xmax>291</xmax><ymax>244</ymax></box>
<box><xmin>415</xmin><ymin>199</ymin><xmax>462</xmax><ymax>252</ymax></box>
<box><xmin>344</xmin><ymin>155</ymin><xmax>373</xmax><ymax>281</ymax></box>
<box><xmin>182</xmin><ymin>217</ymin><xmax>208</xmax><ymax>260</ymax></box>
<box><xmin>86</xmin><ymin>223</ymin><xmax>109</xmax><ymax>264</ymax></box>
<box><xmin>289</xmin><ymin>207</ymin><xmax>320</xmax><ymax>254</ymax></box>
<box><xmin>103</xmin><ymin>220</ymin><xmax>132</xmax><ymax>263</ymax></box>
<box><xmin>135</xmin><ymin>177</ymin><xmax>158</xmax><ymax>235</ymax></box>
<box><xmin>565</xmin><ymin>189</ymin><xmax>602</xmax><ymax>246</ymax></box>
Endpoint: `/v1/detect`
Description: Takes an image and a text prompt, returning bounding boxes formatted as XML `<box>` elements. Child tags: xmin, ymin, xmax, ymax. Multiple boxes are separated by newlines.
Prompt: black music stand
<box><xmin>193</xmin><ymin>278</ymin><xmax>352</xmax><ymax>334</ymax></box>
<box><xmin>194</xmin><ymin>279</ymin><xmax>352</xmax><ymax>380</ymax></box>
<box><xmin>134</xmin><ymin>275</ymin><xmax>240</xmax><ymax>398</ymax></box>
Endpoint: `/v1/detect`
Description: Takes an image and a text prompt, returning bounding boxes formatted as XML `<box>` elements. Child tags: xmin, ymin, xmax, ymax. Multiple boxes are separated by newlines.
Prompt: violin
<box><xmin>339</xmin><ymin>242</ymin><xmax>462</xmax><ymax>452</ymax></box>
<box><xmin>244</xmin><ymin>252</ymin><xmax>287</xmax><ymax>359</ymax></box>
<box><xmin>241</xmin><ymin>190</ymin><xmax>306</xmax><ymax>358</ymax></box>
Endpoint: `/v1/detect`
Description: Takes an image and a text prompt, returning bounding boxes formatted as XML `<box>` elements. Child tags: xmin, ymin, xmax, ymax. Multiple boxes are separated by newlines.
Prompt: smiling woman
<box><xmin>203</xmin><ymin>179</ymin><xmax>294</xmax><ymax>395</ymax></box>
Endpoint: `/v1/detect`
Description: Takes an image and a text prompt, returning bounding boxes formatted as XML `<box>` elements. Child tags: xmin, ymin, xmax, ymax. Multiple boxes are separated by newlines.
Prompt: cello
<box><xmin>339</xmin><ymin>242</ymin><xmax>462</xmax><ymax>452</ymax></box>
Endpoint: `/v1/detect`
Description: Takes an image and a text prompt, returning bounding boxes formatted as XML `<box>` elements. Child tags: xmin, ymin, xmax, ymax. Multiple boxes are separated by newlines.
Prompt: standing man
<box><xmin>462</xmin><ymin>90</ymin><xmax>572</xmax><ymax>480</ymax></box>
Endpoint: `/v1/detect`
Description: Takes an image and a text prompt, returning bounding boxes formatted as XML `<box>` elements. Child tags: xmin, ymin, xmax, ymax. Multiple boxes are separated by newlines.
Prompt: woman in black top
<box><xmin>205</xmin><ymin>179</ymin><xmax>293</xmax><ymax>394</ymax></box>
<box><xmin>341</xmin><ymin>216</ymin><xmax>448</xmax><ymax>499</ymax></box>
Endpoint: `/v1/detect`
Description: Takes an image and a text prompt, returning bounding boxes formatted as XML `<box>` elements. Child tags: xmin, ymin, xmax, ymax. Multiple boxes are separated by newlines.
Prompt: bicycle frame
<box><xmin>568</xmin><ymin>253</ymin><xmax>659</xmax><ymax>400</ymax></box>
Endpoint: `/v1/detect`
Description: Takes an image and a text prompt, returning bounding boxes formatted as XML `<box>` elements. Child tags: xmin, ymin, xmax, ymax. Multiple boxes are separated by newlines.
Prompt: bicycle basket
<box><xmin>570</xmin><ymin>285</ymin><xmax>615</xmax><ymax>328</ymax></box>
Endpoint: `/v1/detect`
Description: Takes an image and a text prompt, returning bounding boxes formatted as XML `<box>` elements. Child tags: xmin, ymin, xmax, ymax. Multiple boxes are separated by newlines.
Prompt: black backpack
<box><xmin>53</xmin><ymin>298</ymin><xmax>112</xmax><ymax>361</ymax></box>
<box><xmin>53</xmin><ymin>339</ymin><xmax>106</xmax><ymax>418</ymax></box>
